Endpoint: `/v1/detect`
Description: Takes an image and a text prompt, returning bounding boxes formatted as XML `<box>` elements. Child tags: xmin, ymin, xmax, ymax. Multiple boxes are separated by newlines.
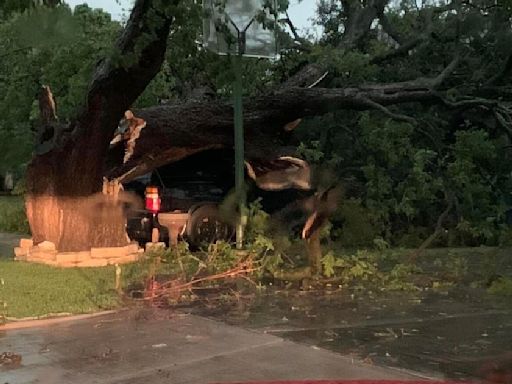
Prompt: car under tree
<box><xmin>124</xmin><ymin>148</ymin><xmax>315</xmax><ymax>248</ymax></box>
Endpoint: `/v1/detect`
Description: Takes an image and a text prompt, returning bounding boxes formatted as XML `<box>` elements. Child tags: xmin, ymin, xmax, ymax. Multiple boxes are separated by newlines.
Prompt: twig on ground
<box><xmin>144</xmin><ymin>259</ymin><xmax>257</xmax><ymax>301</ymax></box>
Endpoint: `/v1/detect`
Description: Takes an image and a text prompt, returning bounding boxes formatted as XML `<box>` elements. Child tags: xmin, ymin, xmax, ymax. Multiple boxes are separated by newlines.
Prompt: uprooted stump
<box><xmin>14</xmin><ymin>239</ymin><xmax>143</xmax><ymax>267</ymax></box>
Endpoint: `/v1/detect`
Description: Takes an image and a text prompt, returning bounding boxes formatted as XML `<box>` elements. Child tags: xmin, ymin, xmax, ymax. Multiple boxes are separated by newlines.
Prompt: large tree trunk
<box><xmin>26</xmin><ymin>0</ymin><xmax>173</xmax><ymax>251</ymax></box>
<box><xmin>25</xmin><ymin>153</ymin><xmax>130</xmax><ymax>251</ymax></box>
<box><xmin>25</xmin><ymin>196</ymin><xmax>129</xmax><ymax>251</ymax></box>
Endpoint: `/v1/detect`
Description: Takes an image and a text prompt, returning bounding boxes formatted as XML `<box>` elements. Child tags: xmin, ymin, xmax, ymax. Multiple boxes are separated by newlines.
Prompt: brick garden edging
<box><xmin>14</xmin><ymin>239</ymin><xmax>143</xmax><ymax>267</ymax></box>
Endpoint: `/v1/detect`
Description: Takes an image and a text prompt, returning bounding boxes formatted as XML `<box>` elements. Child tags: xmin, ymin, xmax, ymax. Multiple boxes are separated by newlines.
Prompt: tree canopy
<box><xmin>0</xmin><ymin>2</ymin><xmax>120</xmax><ymax>172</ymax></box>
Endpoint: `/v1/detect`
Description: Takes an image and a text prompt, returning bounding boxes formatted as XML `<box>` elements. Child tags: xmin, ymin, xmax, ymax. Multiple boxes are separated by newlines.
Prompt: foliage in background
<box><xmin>488</xmin><ymin>277</ymin><xmax>512</xmax><ymax>297</ymax></box>
<box><xmin>0</xmin><ymin>3</ymin><xmax>120</xmax><ymax>173</ymax></box>
<box><xmin>321</xmin><ymin>249</ymin><xmax>422</xmax><ymax>291</ymax></box>
<box><xmin>286</xmin><ymin>0</ymin><xmax>512</xmax><ymax>248</ymax></box>
<box><xmin>0</xmin><ymin>196</ymin><xmax>30</xmax><ymax>234</ymax></box>
<box><xmin>295</xmin><ymin>110</ymin><xmax>512</xmax><ymax>247</ymax></box>
<box><xmin>244</xmin><ymin>199</ymin><xmax>287</xmax><ymax>275</ymax></box>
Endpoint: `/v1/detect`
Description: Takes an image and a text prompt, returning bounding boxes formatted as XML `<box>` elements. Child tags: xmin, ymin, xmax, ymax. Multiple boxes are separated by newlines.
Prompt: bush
<box><xmin>0</xmin><ymin>196</ymin><xmax>29</xmax><ymax>234</ymax></box>
<box><xmin>11</xmin><ymin>177</ymin><xmax>26</xmax><ymax>196</ymax></box>
<box><xmin>498</xmin><ymin>228</ymin><xmax>512</xmax><ymax>247</ymax></box>
<box><xmin>395</xmin><ymin>227</ymin><xmax>430</xmax><ymax>248</ymax></box>
<box><xmin>331</xmin><ymin>199</ymin><xmax>381</xmax><ymax>247</ymax></box>
<box><xmin>488</xmin><ymin>277</ymin><xmax>512</xmax><ymax>296</ymax></box>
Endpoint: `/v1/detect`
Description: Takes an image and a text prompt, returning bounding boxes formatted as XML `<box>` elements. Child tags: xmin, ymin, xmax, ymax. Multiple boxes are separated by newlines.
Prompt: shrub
<box><xmin>488</xmin><ymin>277</ymin><xmax>512</xmax><ymax>296</ymax></box>
<box><xmin>331</xmin><ymin>199</ymin><xmax>381</xmax><ymax>247</ymax></box>
<box><xmin>0</xmin><ymin>196</ymin><xmax>29</xmax><ymax>234</ymax></box>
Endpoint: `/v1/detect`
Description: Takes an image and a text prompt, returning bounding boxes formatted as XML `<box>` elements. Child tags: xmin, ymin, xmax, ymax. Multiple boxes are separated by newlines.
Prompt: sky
<box><xmin>65</xmin><ymin>0</ymin><xmax>319</xmax><ymax>35</ymax></box>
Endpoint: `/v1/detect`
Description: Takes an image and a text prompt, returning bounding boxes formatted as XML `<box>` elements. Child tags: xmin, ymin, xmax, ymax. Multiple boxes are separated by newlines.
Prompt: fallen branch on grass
<box><xmin>143</xmin><ymin>259</ymin><xmax>257</xmax><ymax>301</ymax></box>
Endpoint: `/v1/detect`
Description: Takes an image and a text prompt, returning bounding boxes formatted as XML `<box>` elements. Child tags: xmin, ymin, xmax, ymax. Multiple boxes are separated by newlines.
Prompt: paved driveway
<box><xmin>1</xmin><ymin>308</ymin><xmax>424</xmax><ymax>384</ymax></box>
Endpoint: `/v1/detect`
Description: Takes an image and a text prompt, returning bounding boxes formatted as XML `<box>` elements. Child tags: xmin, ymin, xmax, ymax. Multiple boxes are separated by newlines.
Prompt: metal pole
<box><xmin>232</xmin><ymin>54</ymin><xmax>245</xmax><ymax>249</ymax></box>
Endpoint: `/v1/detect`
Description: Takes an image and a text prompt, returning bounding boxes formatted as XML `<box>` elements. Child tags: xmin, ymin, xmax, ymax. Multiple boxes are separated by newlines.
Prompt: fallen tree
<box><xmin>106</xmin><ymin>80</ymin><xmax>447</xmax><ymax>182</ymax></box>
<box><xmin>24</xmin><ymin>0</ymin><xmax>512</xmax><ymax>255</ymax></box>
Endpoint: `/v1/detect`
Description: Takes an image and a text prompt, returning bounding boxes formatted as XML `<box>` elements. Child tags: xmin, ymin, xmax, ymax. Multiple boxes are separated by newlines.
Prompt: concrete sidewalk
<box><xmin>0</xmin><ymin>308</ymin><xmax>427</xmax><ymax>384</ymax></box>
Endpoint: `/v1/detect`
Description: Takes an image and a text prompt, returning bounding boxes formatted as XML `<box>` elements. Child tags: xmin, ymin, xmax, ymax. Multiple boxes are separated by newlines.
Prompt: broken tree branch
<box><xmin>408</xmin><ymin>195</ymin><xmax>454</xmax><ymax>263</ymax></box>
<box><xmin>377</xmin><ymin>13</ymin><xmax>405</xmax><ymax>45</ymax></box>
<box><xmin>281</xmin><ymin>63</ymin><xmax>329</xmax><ymax>88</ymax></box>
<box><xmin>106</xmin><ymin>72</ymin><xmax>504</xmax><ymax>183</ymax></box>
<box><xmin>38</xmin><ymin>85</ymin><xmax>58</xmax><ymax>124</ymax></box>
<box><xmin>430</xmin><ymin>55</ymin><xmax>461</xmax><ymax>89</ymax></box>
<box><xmin>359</xmin><ymin>97</ymin><xmax>417</xmax><ymax>124</ymax></box>
<box><xmin>370</xmin><ymin>36</ymin><xmax>425</xmax><ymax>64</ymax></box>
<box><xmin>486</xmin><ymin>53</ymin><xmax>512</xmax><ymax>86</ymax></box>
<box><xmin>281</xmin><ymin>11</ymin><xmax>312</xmax><ymax>50</ymax></box>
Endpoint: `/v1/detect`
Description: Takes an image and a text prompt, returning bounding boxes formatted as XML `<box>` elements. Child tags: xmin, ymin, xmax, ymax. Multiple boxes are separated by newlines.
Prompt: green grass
<box><xmin>488</xmin><ymin>276</ymin><xmax>512</xmax><ymax>296</ymax></box>
<box><xmin>0</xmin><ymin>195</ymin><xmax>30</xmax><ymax>234</ymax></box>
<box><xmin>0</xmin><ymin>260</ymin><xmax>120</xmax><ymax>319</ymax></box>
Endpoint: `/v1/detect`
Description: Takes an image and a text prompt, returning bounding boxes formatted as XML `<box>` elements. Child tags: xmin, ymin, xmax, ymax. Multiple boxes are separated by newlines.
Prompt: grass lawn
<box><xmin>0</xmin><ymin>195</ymin><xmax>122</xmax><ymax>319</ymax></box>
<box><xmin>0</xmin><ymin>195</ymin><xmax>142</xmax><ymax>320</ymax></box>
<box><xmin>0</xmin><ymin>259</ymin><xmax>121</xmax><ymax>319</ymax></box>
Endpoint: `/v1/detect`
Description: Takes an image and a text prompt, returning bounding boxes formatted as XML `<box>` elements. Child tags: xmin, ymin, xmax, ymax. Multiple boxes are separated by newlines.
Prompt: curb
<box><xmin>0</xmin><ymin>309</ymin><xmax>122</xmax><ymax>331</ymax></box>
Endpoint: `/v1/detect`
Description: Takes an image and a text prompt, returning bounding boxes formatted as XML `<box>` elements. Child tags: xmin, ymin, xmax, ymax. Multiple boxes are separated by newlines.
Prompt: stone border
<box><xmin>14</xmin><ymin>239</ymin><xmax>144</xmax><ymax>267</ymax></box>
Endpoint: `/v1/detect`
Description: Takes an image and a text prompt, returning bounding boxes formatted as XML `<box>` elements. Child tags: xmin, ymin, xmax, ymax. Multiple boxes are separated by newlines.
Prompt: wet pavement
<box><xmin>0</xmin><ymin>308</ymin><xmax>421</xmax><ymax>384</ymax></box>
<box><xmin>2</xmin><ymin>235</ymin><xmax>511</xmax><ymax>382</ymax></box>
<box><xmin>193</xmin><ymin>287</ymin><xmax>512</xmax><ymax>381</ymax></box>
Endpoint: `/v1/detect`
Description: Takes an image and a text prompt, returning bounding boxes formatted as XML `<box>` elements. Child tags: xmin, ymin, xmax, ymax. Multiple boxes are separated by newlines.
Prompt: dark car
<box><xmin>124</xmin><ymin>148</ymin><xmax>314</xmax><ymax>248</ymax></box>
<box><xmin>124</xmin><ymin>150</ymin><xmax>235</xmax><ymax>248</ymax></box>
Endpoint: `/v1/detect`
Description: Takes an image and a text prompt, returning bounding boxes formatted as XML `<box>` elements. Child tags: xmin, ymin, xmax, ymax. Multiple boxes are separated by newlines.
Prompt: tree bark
<box><xmin>340</xmin><ymin>0</ymin><xmax>387</xmax><ymax>49</ymax></box>
<box><xmin>106</xmin><ymin>82</ymin><xmax>446</xmax><ymax>182</ymax></box>
<box><xmin>306</xmin><ymin>230</ymin><xmax>322</xmax><ymax>277</ymax></box>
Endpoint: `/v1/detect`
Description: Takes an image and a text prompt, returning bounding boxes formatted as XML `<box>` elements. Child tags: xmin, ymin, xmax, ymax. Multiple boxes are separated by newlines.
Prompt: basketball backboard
<box><xmin>203</xmin><ymin>0</ymin><xmax>278</xmax><ymax>59</ymax></box>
